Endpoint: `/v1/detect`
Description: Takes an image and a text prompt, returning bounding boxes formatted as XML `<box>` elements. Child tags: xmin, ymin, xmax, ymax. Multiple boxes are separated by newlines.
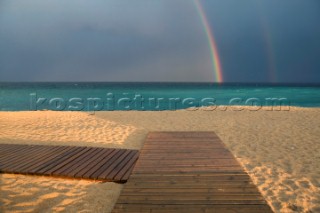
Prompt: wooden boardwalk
<box><xmin>113</xmin><ymin>132</ymin><xmax>273</xmax><ymax>213</ymax></box>
<box><xmin>0</xmin><ymin>144</ymin><xmax>139</xmax><ymax>182</ymax></box>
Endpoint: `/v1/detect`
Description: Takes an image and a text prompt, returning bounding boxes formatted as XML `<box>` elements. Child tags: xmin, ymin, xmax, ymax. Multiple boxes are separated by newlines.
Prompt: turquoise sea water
<box><xmin>0</xmin><ymin>83</ymin><xmax>319</xmax><ymax>111</ymax></box>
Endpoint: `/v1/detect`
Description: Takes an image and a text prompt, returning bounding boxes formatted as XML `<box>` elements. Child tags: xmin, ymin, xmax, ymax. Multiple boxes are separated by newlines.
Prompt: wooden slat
<box><xmin>112</xmin><ymin>131</ymin><xmax>273</xmax><ymax>213</ymax></box>
<box><xmin>112</xmin><ymin>204</ymin><xmax>272</xmax><ymax>213</ymax></box>
<box><xmin>0</xmin><ymin>144</ymin><xmax>139</xmax><ymax>182</ymax></box>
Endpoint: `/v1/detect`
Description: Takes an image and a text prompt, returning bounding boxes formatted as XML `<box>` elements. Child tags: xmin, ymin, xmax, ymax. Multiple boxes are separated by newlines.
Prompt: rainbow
<box><xmin>193</xmin><ymin>0</ymin><xmax>223</xmax><ymax>83</ymax></box>
<box><xmin>255</xmin><ymin>2</ymin><xmax>277</xmax><ymax>82</ymax></box>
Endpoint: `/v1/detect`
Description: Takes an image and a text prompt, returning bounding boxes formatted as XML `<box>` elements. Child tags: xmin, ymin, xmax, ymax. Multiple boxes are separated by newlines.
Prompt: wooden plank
<box><xmin>112</xmin><ymin>131</ymin><xmax>273</xmax><ymax>213</ymax></box>
<box><xmin>0</xmin><ymin>144</ymin><xmax>138</xmax><ymax>182</ymax></box>
<box><xmin>130</xmin><ymin>172</ymin><xmax>248</xmax><ymax>176</ymax></box>
<box><xmin>112</xmin><ymin>204</ymin><xmax>272</xmax><ymax>213</ymax></box>
<box><xmin>123</xmin><ymin>182</ymin><xmax>256</xmax><ymax>189</ymax></box>
<box><xmin>145</xmin><ymin>138</ymin><xmax>224</xmax><ymax>142</ymax></box>
<box><xmin>135</xmin><ymin>159</ymin><xmax>239</xmax><ymax>165</ymax></box>
<box><xmin>127</xmin><ymin>177</ymin><xmax>252</xmax><ymax>182</ymax></box>
<box><xmin>129</xmin><ymin>174</ymin><xmax>250</xmax><ymax>179</ymax></box>
<box><xmin>146</xmin><ymin>131</ymin><xmax>218</xmax><ymax>138</ymax></box>
<box><xmin>121</xmin><ymin>189</ymin><xmax>259</xmax><ymax>195</ymax></box>
<box><xmin>138</xmin><ymin>154</ymin><xmax>234</xmax><ymax>159</ymax></box>
<box><xmin>116</xmin><ymin>199</ymin><xmax>267</xmax><ymax>205</ymax></box>
<box><xmin>121</xmin><ymin>187</ymin><xmax>261</xmax><ymax>194</ymax></box>
<box><xmin>143</xmin><ymin>142</ymin><xmax>224</xmax><ymax>146</ymax></box>
<box><xmin>132</xmin><ymin>167</ymin><xmax>244</xmax><ymax>173</ymax></box>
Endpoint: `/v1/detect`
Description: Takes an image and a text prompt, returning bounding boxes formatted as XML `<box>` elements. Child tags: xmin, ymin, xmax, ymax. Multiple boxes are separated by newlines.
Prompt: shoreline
<box><xmin>1</xmin><ymin>108</ymin><xmax>319</xmax><ymax>212</ymax></box>
<box><xmin>1</xmin><ymin>105</ymin><xmax>319</xmax><ymax>111</ymax></box>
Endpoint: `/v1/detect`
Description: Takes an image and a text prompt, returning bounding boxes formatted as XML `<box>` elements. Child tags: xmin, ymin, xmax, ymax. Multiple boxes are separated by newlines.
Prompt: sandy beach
<box><xmin>0</xmin><ymin>107</ymin><xmax>319</xmax><ymax>213</ymax></box>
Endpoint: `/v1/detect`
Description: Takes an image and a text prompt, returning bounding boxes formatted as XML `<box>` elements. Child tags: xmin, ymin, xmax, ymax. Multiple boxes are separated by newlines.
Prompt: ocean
<box><xmin>0</xmin><ymin>82</ymin><xmax>319</xmax><ymax>111</ymax></box>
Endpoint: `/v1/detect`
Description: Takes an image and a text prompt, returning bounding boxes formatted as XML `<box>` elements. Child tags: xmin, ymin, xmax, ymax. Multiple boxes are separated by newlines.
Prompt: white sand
<box><xmin>0</xmin><ymin>107</ymin><xmax>319</xmax><ymax>212</ymax></box>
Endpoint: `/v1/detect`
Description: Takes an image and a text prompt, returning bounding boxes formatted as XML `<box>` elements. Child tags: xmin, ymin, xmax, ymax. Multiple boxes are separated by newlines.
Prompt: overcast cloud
<box><xmin>0</xmin><ymin>0</ymin><xmax>319</xmax><ymax>82</ymax></box>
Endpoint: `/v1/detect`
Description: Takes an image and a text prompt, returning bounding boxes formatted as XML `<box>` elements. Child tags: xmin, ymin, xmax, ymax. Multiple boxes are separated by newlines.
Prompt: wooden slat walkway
<box><xmin>113</xmin><ymin>131</ymin><xmax>273</xmax><ymax>213</ymax></box>
<box><xmin>0</xmin><ymin>144</ymin><xmax>139</xmax><ymax>182</ymax></box>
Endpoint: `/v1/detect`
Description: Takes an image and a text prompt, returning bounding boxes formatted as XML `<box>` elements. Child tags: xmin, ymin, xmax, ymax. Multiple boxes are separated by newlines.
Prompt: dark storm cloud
<box><xmin>203</xmin><ymin>0</ymin><xmax>320</xmax><ymax>83</ymax></box>
<box><xmin>0</xmin><ymin>0</ymin><xmax>319</xmax><ymax>82</ymax></box>
<box><xmin>0</xmin><ymin>0</ymin><xmax>209</xmax><ymax>81</ymax></box>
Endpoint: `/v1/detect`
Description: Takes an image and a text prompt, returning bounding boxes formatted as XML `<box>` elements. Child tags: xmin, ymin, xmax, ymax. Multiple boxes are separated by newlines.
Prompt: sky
<box><xmin>0</xmin><ymin>0</ymin><xmax>320</xmax><ymax>83</ymax></box>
